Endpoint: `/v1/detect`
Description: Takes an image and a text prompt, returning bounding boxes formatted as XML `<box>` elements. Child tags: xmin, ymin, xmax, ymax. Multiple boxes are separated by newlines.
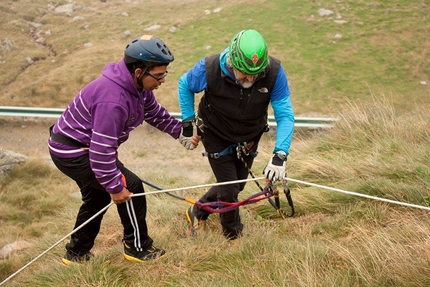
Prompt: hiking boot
<box><xmin>62</xmin><ymin>250</ymin><xmax>92</xmax><ymax>266</ymax></box>
<box><xmin>185</xmin><ymin>206</ymin><xmax>206</xmax><ymax>236</ymax></box>
<box><xmin>228</xmin><ymin>237</ymin><xmax>242</xmax><ymax>247</ymax></box>
<box><xmin>123</xmin><ymin>242</ymin><xmax>166</xmax><ymax>262</ymax></box>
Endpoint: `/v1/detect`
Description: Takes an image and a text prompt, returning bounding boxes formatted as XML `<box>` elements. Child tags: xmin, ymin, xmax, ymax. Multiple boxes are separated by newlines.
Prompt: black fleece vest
<box><xmin>198</xmin><ymin>54</ymin><xmax>280</xmax><ymax>143</ymax></box>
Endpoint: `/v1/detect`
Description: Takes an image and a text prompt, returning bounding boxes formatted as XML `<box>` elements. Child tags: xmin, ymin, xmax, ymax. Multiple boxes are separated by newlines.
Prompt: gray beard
<box><xmin>240</xmin><ymin>81</ymin><xmax>253</xmax><ymax>88</ymax></box>
<box><xmin>236</xmin><ymin>79</ymin><xmax>254</xmax><ymax>88</ymax></box>
<box><xmin>233</xmin><ymin>69</ymin><xmax>255</xmax><ymax>88</ymax></box>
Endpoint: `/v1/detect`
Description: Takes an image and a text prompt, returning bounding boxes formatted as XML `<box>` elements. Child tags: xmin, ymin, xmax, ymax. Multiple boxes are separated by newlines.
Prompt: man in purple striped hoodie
<box><xmin>48</xmin><ymin>35</ymin><xmax>196</xmax><ymax>264</ymax></box>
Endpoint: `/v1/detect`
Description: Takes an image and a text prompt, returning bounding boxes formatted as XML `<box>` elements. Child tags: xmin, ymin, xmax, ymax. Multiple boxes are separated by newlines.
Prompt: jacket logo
<box><xmin>258</xmin><ymin>87</ymin><xmax>269</xmax><ymax>93</ymax></box>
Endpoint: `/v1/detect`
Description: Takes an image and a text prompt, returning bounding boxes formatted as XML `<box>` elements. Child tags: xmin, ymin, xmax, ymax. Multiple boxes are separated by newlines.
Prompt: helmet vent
<box><xmin>156</xmin><ymin>42</ymin><xmax>170</xmax><ymax>56</ymax></box>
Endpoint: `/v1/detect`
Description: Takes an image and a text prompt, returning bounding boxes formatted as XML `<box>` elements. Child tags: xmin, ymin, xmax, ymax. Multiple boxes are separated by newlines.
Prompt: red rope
<box><xmin>195</xmin><ymin>186</ymin><xmax>274</xmax><ymax>213</ymax></box>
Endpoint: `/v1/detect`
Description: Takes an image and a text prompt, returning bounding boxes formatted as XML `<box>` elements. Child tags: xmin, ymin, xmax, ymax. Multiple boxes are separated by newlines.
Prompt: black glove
<box><xmin>182</xmin><ymin>120</ymin><xmax>194</xmax><ymax>136</ymax></box>
<box><xmin>179</xmin><ymin>120</ymin><xmax>196</xmax><ymax>150</ymax></box>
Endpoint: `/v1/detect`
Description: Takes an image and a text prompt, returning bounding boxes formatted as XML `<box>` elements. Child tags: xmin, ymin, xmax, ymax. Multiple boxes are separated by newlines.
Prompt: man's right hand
<box><xmin>110</xmin><ymin>187</ymin><xmax>132</xmax><ymax>205</ymax></box>
<box><xmin>179</xmin><ymin>120</ymin><xmax>197</xmax><ymax>150</ymax></box>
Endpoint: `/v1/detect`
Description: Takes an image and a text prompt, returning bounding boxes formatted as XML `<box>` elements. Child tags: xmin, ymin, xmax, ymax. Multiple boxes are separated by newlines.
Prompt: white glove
<box><xmin>263</xmin><ymin>151</ymin><xmax>287</xmax><ymax>181</ymax></box>
<box><xmin>179</xmin><ymin>121</ymin><xmax>196</xmax><ymax>150</ymax></box>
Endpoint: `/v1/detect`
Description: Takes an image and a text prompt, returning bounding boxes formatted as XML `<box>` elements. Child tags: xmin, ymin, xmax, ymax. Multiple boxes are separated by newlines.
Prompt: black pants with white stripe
<box><xmin>50</xmin><ymin>153</ymin><xmax>152</xmax><ymax>256</ymax></box>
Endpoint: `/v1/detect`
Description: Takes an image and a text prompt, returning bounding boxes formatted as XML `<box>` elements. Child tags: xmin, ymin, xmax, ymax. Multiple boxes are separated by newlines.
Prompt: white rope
<box><xmin>286</xmin><ymin>177</ymin><xmax>430</xmax><ymax>211</ymax></box>
<box><xmin>2</xmin><ymin>176</ymin><xmax>428</xmax><ymax>285</ymax></box>
<box><xmin>134</xmin><ymin>177</ymin><xmax>266</xmax><ymax>197</ymax></box>
<box><xmin>0</xmin><ymin>202</ymin><xmax>113</xmax><ymax>286</ymax></box>
<box><xmin>0</xmin><ymin>177</ymin><xmax>264</xmax><ymax>286</ymax></box>
<box><xmin>135</xmin><ymin>177</ymin><xmax>430</xmax><ymax>211</ymax></box>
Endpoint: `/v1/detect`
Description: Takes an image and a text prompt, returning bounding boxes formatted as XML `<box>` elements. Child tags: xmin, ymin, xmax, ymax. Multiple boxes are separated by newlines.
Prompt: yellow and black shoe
<box><xmin>185</xmin><ymin>206</ymin><xmax>206</xmax><ymax>236</ymax></box>
<box><xmin>61</xmin><ymin>250</ymin><xmax>92</xmax><ymax>266</ymax></box>
<box><xmin>123</xmin><ymin>242</ymin><xmax>166</xmax><ymax>262</ymax></box>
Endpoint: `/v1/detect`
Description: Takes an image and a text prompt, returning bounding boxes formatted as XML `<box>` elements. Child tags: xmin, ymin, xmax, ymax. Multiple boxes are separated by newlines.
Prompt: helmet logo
<box><xmin>140</xmin><ymin>35</ymin><xmax>153</xmax><ymax>40</ymax></box>
<box><xmin>251</xmin><ymin>53</ymin><xmax>258</xmax><ymax>63</ymax></box>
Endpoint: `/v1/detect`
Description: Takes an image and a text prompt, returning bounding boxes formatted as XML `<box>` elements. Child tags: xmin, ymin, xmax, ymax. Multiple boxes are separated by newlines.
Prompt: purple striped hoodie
<box><xmin>48</xmin><ymin>58</ymin><xmax>181</xmax><ymax>194</ymax></box>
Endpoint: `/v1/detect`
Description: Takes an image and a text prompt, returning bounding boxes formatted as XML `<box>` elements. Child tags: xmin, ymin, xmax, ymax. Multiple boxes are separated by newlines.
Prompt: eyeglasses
<box><xmin>145</xmin><ymin>70</ymin><xmax>169</xmax><ymax>81</ymax></box>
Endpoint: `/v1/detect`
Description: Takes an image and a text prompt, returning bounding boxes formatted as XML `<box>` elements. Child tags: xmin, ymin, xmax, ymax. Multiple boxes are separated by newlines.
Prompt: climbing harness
<box><xmin>202</xmin><ymin>144</ymin><xmax>236</xmax><ymax>159</ymax></box>
<box><xmin>202</xmin><ymin>141</ymin><xmax>258</xmax><ymax>159</ymax></box>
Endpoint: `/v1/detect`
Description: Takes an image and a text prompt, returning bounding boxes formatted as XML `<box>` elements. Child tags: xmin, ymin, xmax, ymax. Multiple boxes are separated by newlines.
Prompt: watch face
<box><xmin>276</xmin><ymin>151</ymin><xmax>287</xmax><ymax>160</ymax></box>
<box><xmin>183</xmin><ymin>121</ymin><xmax>194</xmax><ymax>128</ymax></box>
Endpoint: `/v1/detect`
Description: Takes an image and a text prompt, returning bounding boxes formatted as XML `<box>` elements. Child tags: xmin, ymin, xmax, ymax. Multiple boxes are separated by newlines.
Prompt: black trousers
<box><xmin>195</xmin><ymin>128</ymin><xmax>262</xmax><ymax>240</ymax></box>
<box><xmin>50</xmin><ymin>153</ymin><xmax>152</xmax><ymax>255</ymax></box>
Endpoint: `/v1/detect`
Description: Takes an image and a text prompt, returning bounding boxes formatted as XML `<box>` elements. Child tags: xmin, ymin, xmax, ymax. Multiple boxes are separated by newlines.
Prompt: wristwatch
<box><xmin>182</xmin><ymin>120</ymin><xmax>194</xmax><ymax>128</ymax></box>
<box><xmin>275</xmin><ymin>151</ymin><xmax>287</xmax><ymax>161</ymax></box>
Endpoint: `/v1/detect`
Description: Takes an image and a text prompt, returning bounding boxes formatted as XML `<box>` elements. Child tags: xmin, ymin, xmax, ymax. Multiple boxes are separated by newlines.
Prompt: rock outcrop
<box><xmin>0</xmin><ymin>147</ymin><xmax>27</xmax><ymax>176</ymax></box>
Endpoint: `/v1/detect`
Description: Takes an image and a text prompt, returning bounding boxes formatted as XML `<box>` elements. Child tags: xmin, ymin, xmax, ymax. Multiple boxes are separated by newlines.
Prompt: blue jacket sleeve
<box><xmin>270</xmin><ymin>65</ymin><xmax>294</xmax><ymax>155</ymax></box>
<box><xmin>178</xmin><ymin>58</ymin><xmax>208</xmax><ymax>121</ymax></box>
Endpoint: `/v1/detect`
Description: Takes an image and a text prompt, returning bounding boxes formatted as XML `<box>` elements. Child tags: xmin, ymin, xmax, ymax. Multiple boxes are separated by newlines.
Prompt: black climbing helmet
<box><xmin>124</xmin><ymin>35</ymin><xmax>174</xmax><ymax>67</ymax></box>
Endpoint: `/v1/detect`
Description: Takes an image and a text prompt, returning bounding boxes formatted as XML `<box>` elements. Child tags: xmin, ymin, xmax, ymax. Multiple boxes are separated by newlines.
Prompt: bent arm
<box><xmin>178</xmin><ymin>58</ymin><xmax>208</xmax><ymax>121</ymax></box>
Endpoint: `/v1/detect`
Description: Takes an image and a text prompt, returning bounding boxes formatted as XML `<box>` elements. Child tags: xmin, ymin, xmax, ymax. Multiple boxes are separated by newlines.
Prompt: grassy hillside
<box><xmin>0</xmin><ymin>0</ymin><xmax>429</xmax><ymax>286</ymax></box>
<box><xmin>0</xmin><ymin>0</ymin><xmax>428</xmax><ymax>114</ymax></box>
<box><xmin>0</xmin><ymin>98</ymin><xmax>429</xmax><ymax>287</ymax></box>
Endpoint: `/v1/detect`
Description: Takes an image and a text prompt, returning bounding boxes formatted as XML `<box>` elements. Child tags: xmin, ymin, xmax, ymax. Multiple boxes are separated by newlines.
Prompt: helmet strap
<box><xmin>135</xmin><ymin>67</ymin><xmax>147</xmax><ymax>89</ymax></box>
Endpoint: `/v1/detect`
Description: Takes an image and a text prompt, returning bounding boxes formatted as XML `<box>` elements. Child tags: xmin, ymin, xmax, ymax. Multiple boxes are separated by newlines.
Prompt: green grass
<box><xmin>0</xmin><ymin>0</ymin><xmax>428</xmax><ymax>113</ymax></box>
<box><xmin>1</xmin><ymin>97</ymin><xmax>429</xmax><ymax>287</ymax></box>
<box><xmin>1</xmin><ymin>0</ymin><xmax>430</xmax><ymax>286</ymax></box>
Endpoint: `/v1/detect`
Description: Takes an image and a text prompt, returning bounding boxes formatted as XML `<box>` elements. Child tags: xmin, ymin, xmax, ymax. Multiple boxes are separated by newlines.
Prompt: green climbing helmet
<box><xmin>229</xmin><ymin>29</ymin><xmax>268</xmax><ymax>75</ymax></box>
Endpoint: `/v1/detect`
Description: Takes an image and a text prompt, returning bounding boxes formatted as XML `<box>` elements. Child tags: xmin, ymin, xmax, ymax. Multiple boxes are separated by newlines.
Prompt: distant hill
<box><xmin>0</xmin><ymin>0</ymin><xmax>428</xmax><ymax>115</ymax></box>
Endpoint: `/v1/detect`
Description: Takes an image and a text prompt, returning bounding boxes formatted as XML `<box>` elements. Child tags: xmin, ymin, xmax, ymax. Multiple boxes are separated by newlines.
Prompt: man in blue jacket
<box><xmin>178</xmin><ymin>29</ymin><xmax>294</xmax><ymax>240</ymax></box>
<box><xmin>49</xmin><ymin>35</ymin><xmax>193</xmax><ymax>264</ymax></box>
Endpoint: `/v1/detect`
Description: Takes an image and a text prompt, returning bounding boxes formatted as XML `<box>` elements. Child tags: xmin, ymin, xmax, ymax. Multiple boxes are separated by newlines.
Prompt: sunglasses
<box><xmin>144</xmin><ymin>70</ymin><xmax>169</xmax><ymax>81</ymax></box>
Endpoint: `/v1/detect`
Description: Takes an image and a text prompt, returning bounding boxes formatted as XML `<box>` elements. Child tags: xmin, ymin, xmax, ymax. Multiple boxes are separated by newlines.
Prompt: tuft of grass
<box><xmin>290</xmin><ymin>95</ymin><xmax>430</xmax><ymax>208</ymax></box>
<box><xmin>0</xmin><ymin>160</ymin><xmax>73</xmax><ymax>243</ymax></box>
